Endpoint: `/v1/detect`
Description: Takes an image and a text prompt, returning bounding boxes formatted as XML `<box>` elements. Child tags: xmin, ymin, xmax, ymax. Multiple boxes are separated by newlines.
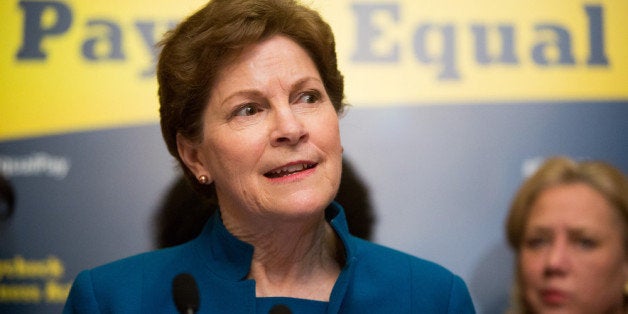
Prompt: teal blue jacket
<box><xmin>63</xmin><ymin>202</ymin><xmax>475</xmax><ymax>313</ymax></box>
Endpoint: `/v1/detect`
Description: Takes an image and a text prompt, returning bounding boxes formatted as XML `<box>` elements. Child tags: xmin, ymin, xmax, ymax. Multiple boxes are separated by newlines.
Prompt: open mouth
<box><xmin>264</xmin><ymin>163</ymin><xmax>317</xmax><ymax>178</ymax></box>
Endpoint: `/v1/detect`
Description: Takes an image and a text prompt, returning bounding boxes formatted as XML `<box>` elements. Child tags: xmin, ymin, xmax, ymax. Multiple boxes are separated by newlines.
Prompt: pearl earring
<box><xmin>198</xmin><ymin>175</ymin><xmax>209</xmax><ymax>184</ymax></box>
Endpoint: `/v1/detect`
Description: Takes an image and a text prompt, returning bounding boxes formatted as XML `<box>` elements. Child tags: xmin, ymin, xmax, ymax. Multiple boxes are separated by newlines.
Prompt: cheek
<box><xmin>315</xmin><ymin>111</ymin><xmax>341</xmax><ymax>148</ymax></box>
<box><xmin>591</xmin><ymin>251</ymin><xmax>628</xmax><ymax>282</ymax></box>
<box><xmin>205</xmin><ymin>131</ymin><xmax>266</xmax><ymax>173</ymax></box>
<box><xmin>324</xmin><ymin>129</ymin><xmax>342</xmax><ymax>153</ymax></box>
<box><xmin>519</xmin><ymin>252</ymin><xmax>543</xmax><ymax>282</ymax></box>
<box><xmin>518</xmin><ymin>261</ymin><xmax>542</xmax><ymax>307</ymax></box>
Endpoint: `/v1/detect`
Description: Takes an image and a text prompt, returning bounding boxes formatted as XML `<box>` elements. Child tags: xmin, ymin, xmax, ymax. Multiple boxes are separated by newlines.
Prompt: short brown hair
<box><xmin>157</xmin><ymin>0</ymin><xmax>346</xmax><ymax>200</ymax></box>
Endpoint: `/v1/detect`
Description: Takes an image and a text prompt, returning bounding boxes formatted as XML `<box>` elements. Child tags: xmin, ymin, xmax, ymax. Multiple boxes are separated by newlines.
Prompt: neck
<box><xmin>223</xmin><ymin>210</ymin><xmax>342</xmax><ymax>301</ymax></box>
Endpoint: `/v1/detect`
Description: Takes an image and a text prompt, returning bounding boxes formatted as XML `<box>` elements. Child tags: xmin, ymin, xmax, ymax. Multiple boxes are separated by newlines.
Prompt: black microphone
<box><xmin>172</xmin><ymin>273</ymin><xmax>200</xmax><ymax>314</ymax></box>
<box><xmin>269</xmin><ymin>304</ymin><xmax>292</xmax><ymax>314</ymax></box>
<box><xmin>0</xmin><ymin>174</ymin><xmax>15</xmax><ymax>221</ymax></box>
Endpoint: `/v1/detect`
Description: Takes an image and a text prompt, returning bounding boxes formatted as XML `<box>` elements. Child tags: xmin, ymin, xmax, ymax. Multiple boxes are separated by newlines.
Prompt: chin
<box><xmin>275</xmin><ymin>195</ymin><xmax>332</xmax><ymax>217</ymax></box>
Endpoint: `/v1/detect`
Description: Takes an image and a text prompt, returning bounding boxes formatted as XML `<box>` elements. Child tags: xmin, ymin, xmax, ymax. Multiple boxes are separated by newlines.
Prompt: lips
<box><xmin>540</xmin><ymin>288</ymin><xmax>568</xmax><ymax>305</ymax></box>
<box><xmin>264</xmin><ymin>162</ymin><xmax>316</xmax><ymax>178</ymax></box>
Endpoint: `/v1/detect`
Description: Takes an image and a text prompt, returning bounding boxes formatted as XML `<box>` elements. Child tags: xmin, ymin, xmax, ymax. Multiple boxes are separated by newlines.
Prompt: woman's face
<box><xmin>180</xmin><ymin>35</ymin><xmax>342</xmax><ymax>223</ymax></box>
<box><xmin>520</xmin><ymin>183</ymin><xmax>628</xmax><ymax>314</ymax></box>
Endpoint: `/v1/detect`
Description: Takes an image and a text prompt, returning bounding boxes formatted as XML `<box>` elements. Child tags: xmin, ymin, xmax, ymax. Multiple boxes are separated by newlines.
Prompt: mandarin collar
<box><xmin>191</xmin><ymin>201</ymin><xmax>356</xmax><ymax>281</ymax></box>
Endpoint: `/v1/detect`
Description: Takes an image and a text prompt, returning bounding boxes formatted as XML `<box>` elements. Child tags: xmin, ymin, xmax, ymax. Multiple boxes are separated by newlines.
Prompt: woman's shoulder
<box><xmin>64</xmin><ymin>245</ymin><xmax>195</xmax><ymax>313</ymax></box>
<box><xmin>85</xmin><ymin>243</ymin><xmax>194</xmax><ymax>284</ymax></box>
<box><xmin>351</xmin><ymin>237</ymin><xmax>458</xmax><ymax>282</ymax></box>
<box><xmin>348</xmin><ymin>237</ymin><xmax>475</xmax><ymax>312</ymax></box>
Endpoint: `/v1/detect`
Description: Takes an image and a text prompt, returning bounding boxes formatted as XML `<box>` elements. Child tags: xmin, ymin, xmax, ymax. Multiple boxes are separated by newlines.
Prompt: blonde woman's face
<box><xmin>520</xmin><ymin>183</ymin><xmax>628</xmax><ymax>314</ymax></box>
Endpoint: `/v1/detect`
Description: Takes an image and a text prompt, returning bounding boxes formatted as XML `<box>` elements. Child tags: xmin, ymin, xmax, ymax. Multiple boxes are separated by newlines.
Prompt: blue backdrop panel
<box><xmin>1</xmin><ymin>101</ymin><xmax>627</xmax><ymax>313</ymax></box>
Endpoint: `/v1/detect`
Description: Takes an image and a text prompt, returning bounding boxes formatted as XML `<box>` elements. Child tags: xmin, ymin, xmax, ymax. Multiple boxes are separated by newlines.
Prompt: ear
<box><xmin>176</xmin><ymin>133</ymin><xmax>213</xmax><ymax>183</ymax></box>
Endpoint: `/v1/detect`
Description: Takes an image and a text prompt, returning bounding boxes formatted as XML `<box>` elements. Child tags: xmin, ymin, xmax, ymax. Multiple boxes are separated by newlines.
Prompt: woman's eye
<box><xmin>298</xmin><ymin>91</ymin><xmax>320</xmax><ymax>104</ymax></box>
<box><xmin>523</xmin><ymin>237</ymin><xmax>547</xmax><ymax>249</ymax></box>
<box><xmin>234</xmin><ymin>104</ymin><xmax>260</xmax><ymax>117</ymax></box>
<box><xmin>575</xmin><ymin>237</ymin><xmax>598</xmax><ymax>249</ymax></box>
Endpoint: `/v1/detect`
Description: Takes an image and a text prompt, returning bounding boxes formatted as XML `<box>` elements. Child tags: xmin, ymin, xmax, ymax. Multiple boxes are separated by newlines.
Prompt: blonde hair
<box><xmin>505</xmin><ymin>156</ymin><xmax>628</xmax><ymax>313</ymax></box>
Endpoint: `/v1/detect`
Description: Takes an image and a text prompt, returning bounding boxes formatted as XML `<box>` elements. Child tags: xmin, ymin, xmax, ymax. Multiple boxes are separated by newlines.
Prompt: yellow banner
<box><xmin>1</xmin><ymin>0</ymin><xmax>627</xmax><ymax>140</ymax></box>
<box><xmin>322</xmin><ymin>0</ymin><xmax>628</xmax><ymax>105</ymax></box>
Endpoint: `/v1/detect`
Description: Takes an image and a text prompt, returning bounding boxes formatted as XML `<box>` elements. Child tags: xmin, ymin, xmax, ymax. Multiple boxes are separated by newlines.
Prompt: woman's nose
<box><xmin>544</xmin><ymin>241</ymin><xmax>570</xmax><ymax>276</ymax></box>
<box><xmin>270</xmin><ymin>107</ymin><xmax>308</xmax><ymax>146</ymax></box>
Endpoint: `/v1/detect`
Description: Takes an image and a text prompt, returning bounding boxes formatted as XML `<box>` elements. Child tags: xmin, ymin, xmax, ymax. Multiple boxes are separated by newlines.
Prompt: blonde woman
<box><xmin>505</xmin><ymin>156</ymin><xmax>628</xmax><ymax>313</ymax></box>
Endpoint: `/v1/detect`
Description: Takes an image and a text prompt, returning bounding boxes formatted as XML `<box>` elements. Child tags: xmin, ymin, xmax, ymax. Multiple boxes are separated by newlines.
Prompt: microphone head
<box><xmin>269</xmin><ymin>304</ymin><xmax>292</xmax><ymax>314</ymax></box>
<box><xmin>172</xmin><ymin>273</ymin><xmax>200</xmax><ymax>313</ymax></box>
<box><xmin>0</xmin><ymin>174</ymin><xmax>15</xmax><ymax>221</ymax></box>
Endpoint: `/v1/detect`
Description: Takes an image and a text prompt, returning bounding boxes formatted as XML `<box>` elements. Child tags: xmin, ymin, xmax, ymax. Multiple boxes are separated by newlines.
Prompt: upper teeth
<box><xmin>272</xmin><ymin>163</ymin><xmax>308</xmax><ymax>175</ymax></box>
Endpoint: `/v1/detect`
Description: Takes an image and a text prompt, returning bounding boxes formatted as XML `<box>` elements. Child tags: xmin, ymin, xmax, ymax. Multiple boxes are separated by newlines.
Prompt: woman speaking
<box><xmin>63</xmin><ymin>0</ymin><xmax>475</xmax><ymax>312</ymax></box>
